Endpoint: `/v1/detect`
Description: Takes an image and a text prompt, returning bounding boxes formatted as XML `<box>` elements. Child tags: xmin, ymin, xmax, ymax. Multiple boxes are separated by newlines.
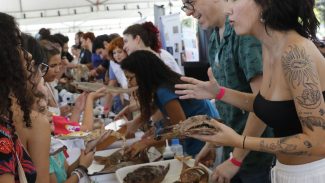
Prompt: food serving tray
<box><xmin>115</xmin><ymin>158</ymin><xmax>212</xmax><ymax>183</ymax></box>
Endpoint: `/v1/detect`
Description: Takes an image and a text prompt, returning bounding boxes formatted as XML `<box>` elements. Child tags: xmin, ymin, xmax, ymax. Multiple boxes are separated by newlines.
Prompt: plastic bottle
<box><xmin>163</xmin><ymin>139</ymin><xmax>174</xmax><ymax>160</ymax></box>
<box><xmin>170</xmin><ymin>138</ymin><xmax>183</xmax><ymax>157</ymax></box>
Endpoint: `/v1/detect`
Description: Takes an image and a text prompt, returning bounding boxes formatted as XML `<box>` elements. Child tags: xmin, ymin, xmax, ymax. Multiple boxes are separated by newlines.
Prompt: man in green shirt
<box><xmin>181</xmin><ymin>0</ymin><xmax>273</xmax><ymax>182</ymax></box>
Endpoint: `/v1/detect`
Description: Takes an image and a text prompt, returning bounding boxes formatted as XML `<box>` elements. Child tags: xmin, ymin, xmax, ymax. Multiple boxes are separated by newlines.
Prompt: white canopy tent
<box><xmin>1</xmin><ymin>0</ymin><xmax>183</xmax><ymax>35</ymax></box>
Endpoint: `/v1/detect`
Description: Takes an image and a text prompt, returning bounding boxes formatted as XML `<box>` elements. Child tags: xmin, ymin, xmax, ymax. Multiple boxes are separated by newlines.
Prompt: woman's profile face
<box><xmin>43</xmin><ymin>54</ymin><xmax>61</xmax><ymax>82</ymax></box>
<box><xmin>113</xmin><ymin>47</ymin><xmax>127</xmax><ymax>63</ymax></box>
<box><xmin>123</xmin><ymin>34</ymin><xmax>138</xmax><ymax>55</ymax></box>
<box><xmin>20</xmin><ymin>48</ymin><xmax>42</xmax><ymax>85</ymax></box>
<box><xmin>227</xmin><ymin>0</ymin><xmax>261</xmax><ymax>35</ymax></box>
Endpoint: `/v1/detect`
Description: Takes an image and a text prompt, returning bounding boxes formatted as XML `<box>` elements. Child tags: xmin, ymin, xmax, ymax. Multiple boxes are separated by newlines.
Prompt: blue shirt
<box><xmin>92</xmin><ymin>53</ymin><xmax>105</xmax><ymax>80</ymax></box>
<box><xmin>109</xmin><ymin>65</ymin><xmax>117</xmax><ymax>80</ymax></box>
<box><xmin>155</xmin><ymin>87</ymin><xmax>219</xmax><ymax>156</ymax></box>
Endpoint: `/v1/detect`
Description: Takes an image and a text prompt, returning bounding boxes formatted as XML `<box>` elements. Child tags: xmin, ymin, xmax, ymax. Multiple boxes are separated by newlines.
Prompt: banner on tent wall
<box><xmin>159</xmin><ymin>13</ymin><xmax>182</xmax><ymax>65</ymax></box>
<box><xmin>180</xmin><ymin>18</ymin><xmax>199</xmax><ymax>63</ymax></box>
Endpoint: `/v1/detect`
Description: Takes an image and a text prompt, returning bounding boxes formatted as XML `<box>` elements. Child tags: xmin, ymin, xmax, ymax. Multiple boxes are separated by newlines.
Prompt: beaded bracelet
<box><xmin>71</xmin><ymin>170</ymin><xmax>81</xmax><ymax>180</ymax></box>
<box><xmin>77</xmin><ymin>165</ymin><xmax>88</xmax><ymax>174</ymax></box>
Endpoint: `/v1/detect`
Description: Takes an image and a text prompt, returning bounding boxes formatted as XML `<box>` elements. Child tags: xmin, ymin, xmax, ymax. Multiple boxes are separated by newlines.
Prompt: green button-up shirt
<box><xmin>208</xmin><ymin>18</ymin><xmax>274</xmax><ymax>173</ymax></box>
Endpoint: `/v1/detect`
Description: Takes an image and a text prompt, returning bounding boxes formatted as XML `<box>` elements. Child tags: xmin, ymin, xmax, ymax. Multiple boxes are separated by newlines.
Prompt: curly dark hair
<box><xmin>0</xmin><ymin>13</ymin><xmax>34</xmax><ymax>132</ymax></box>
<box><xmin>121</xmin><ymin>50</ymin><xmax>184</xmax><ymax>121</ymax></box>
<box><xmin>257</xmin><ymin>0</ymin><xmax>319</xmax><ymax>40</ymax></box>
<box><xmin>123</xmin><ymin>21</ymin><xmax>162</xmax><ymax>53</ymax></box>
<box><xmin>22</xmin><ymin>33</ymin><xmax>45</xmax><ymax>66</ymax></box>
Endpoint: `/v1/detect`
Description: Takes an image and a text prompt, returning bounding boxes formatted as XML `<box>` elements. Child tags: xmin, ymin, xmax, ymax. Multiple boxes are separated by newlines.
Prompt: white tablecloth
<box><xmin>86</xmin><ymin>132</ymin><xmax>144</xmax><ymax>183</ymax></box>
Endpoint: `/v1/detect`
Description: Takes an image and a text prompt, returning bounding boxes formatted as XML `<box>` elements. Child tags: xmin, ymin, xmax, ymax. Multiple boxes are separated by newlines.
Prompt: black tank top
<box><xmin>253</xmin><ymin>91</ymin><xmax>325</xmax><ymax>137</ymax></box>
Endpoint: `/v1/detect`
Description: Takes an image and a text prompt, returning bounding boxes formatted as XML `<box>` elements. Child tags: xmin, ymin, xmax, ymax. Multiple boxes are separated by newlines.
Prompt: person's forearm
<box><xmin>80</xmin><ymin>97</ymin><xmax>94</xmax><ymax>131</ymax></box>
<box><xmin>104</xmin><ymin>93</ymin><xmax>113</xmax><ymax>112</ymax></box>
<box><xmin>69</xmin><ymin>107</ymin><xmax>82</xmax><ymax>122</ymax></box>
<box><xmin>220</xmin><ymin>87</ymin><xmax>256</xmax><ymax>112</ymax></box>
<box><xmin>243</xmin><ymin>133</ymin><xmax>324</xmax><ymax>157</ymax></box>
<box><xmin>133</xmin><ymin>114</ymin><xmax>143</xmax><ymax>125</ymax></box>
<box><xmin>128</xmin><ymin>103</ymin><xmax>139</xmax><ymax>112</ymax></box>
<box><xmin>67</xmin><ymin>159</ymin><xmax>79</xmax><ymax>176</ymax></box>
<box><xmin>63</xmin><ymin>174</ymin><xmax>79</xmax><ymax>183</ymax></box>
<box><xmin>232</xmin><ymin>113</ymin><xmax>267</xmax><ymax>161</ymax></box>
<box><xmin>143</xmin><ymin>138</ymin><xmax>165</xmax><ymax>148</ymax></box>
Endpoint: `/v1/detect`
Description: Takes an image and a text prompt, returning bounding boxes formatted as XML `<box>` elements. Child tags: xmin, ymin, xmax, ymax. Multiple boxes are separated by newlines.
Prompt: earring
<box><xmin>260</xmin><ymin>12</ymin><xmax>265</xmax><ymax>23</ymax></box>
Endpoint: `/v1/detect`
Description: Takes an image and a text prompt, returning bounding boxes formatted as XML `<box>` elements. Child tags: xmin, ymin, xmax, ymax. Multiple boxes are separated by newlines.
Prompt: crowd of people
<box><xmin>0</xmin><ymin>0</ymin><xmax>325</xmax><ymax>183</ymax></box>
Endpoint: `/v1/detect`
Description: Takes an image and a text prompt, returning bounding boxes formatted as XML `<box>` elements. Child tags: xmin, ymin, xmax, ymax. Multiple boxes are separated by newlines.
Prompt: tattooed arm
<box><xmin>244</xmin><ymin>45</ymin><xmax>325</xmax><ymax>156</ymax></box>
<box><xmin>191</xmin><ymin>44</ymin><xmax>325</xmax><ymax>157</ymax></box>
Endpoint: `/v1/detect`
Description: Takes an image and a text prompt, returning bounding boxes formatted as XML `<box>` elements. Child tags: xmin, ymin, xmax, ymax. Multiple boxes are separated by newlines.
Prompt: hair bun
<box><xmin>142</xmin><ymin>22</ymin><xmax>159</xmax><ymax>34</ymax></box>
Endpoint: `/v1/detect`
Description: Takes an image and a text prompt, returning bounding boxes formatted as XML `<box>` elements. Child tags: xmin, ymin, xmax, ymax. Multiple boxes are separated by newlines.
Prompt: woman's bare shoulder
<box><xmin>30</xmin><ymin>110</ymin><xmax>51</xmax><ymax>130</ymax></box>
<box><xmin>282</xmin><ymin>38</ymin><xmax>324</xmax><ymax>64</ymax></box>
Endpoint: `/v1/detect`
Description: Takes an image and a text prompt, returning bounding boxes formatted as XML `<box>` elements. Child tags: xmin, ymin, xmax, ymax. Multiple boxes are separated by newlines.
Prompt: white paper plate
<box><xmin>88</xmin><ymin>148</ymin><xmax>121</xmax><ymax>175</ymax></box>
<box><xmin>115</xmin><ymin>159</ymin><xmax>211</xmax><ymax>183</ymax></box>
<box><xmin>104</xmin><ymin>119</ymin><xmax>126</xmax><ymax>131</ymax></box>
<box><xmin>89</xmin><ymin>173</ymin><xmax>118</xmax><ymax>183</ymax></box>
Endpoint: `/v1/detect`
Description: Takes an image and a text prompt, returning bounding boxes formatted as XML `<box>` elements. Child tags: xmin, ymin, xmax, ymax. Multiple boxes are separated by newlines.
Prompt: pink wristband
<box><xmin>229</xmin><ymin>157</ymin><xmax>242</xmax><ymax>167</ymax></box>
<box><xmin>229</xmin><ymin>152</ymin><xmax>242</xmax><ymax>167</ymax></box>
<box><xmin>215</xmin><ymin>87</ymin><xmax>226</xmax><ymax>100</ymax></box>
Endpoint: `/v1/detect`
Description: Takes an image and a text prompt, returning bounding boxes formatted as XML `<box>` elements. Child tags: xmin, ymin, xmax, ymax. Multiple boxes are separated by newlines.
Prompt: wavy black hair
<box><xmin>0</xmin><ymin>13</ymin><xmax>34</xmax><ymax>133</ymax></box>
<box><xmin>22</xmin><ymin>33</ymin><xmax>45</xmax><ymax>66</ymax></box>
<box><xmin>121</xmin><ymin>50</ymin><xmax>184</xmax><ymax>121</ymax></box>
<box><xmin>257</xmin><ymin>0</ymin><xmax>319</xmax><ymax>40</ymax></box>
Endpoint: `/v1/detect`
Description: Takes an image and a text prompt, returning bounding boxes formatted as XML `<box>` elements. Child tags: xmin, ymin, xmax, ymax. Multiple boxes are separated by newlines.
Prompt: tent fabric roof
<box><xmin>2</xmin><ymin>0</ymin><xmax>182</xmax><ymax>36</ymax></box>
<box><xmin>2</xmin><ymin>0</ymin><xmax>181</xmax><ymax>24</ymax></box>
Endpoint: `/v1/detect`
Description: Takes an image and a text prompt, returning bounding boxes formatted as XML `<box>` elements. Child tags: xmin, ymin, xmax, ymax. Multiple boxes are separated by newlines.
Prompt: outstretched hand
<box><xmin>120</xmin><ymin>120</ymin><xmax>141</xmax><ymax>137</ymax></box>
<box><xmin>194</xmin><ymin>143</ymin><xmax>216</xmax><ymax>167</ymax></box>
<box><xmin>124</xmin><ymin>139</ymin><xmax>149</xmax><ymax>158</ymax></box>
<box><xmin>175</xmin><ymin>68</ymin><xmax>221</xmax><ymax>100</ymax></box>
<box><xmin>187</xmin><ymin>118</ymin><xmax>243</xmax><ymax>149</ymax></box>
<box><xmin>211</xmin><ymin>159</ymin><xmax>240</xmax><ymax>183</ymax></box>
<box><xmin>74</xmin><ymin>92</ymin><xmax>88</xmax><ymax>112</ymax></box>
<box><xmin>114</xmin><ymin>105</ymin><xmax>129</xmax><ymax>120</ymax></box>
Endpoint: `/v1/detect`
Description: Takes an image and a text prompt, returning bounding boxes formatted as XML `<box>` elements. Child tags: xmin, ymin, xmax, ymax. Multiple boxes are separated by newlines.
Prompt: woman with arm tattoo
<box><xmin>175</xmin><ymin>0</ymin><xmax>325</xmax><ymax>182</ymax></box>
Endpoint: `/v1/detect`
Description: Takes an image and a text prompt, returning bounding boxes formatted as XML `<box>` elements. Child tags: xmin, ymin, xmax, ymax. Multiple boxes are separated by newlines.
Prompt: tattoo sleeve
<box><xmin>282</xmin><ymin>45</ymin><xmax>325</xmax><ymax>130</ymax></box>
<box><xmin>257</xmin><ymin>45</ymin><xmax>325</xmax><ymax>156</ymax></box>
<box><xmin>259</xmin><ymin>135</ymin><xmax>311</xmax><ymax>156</ymax></box>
